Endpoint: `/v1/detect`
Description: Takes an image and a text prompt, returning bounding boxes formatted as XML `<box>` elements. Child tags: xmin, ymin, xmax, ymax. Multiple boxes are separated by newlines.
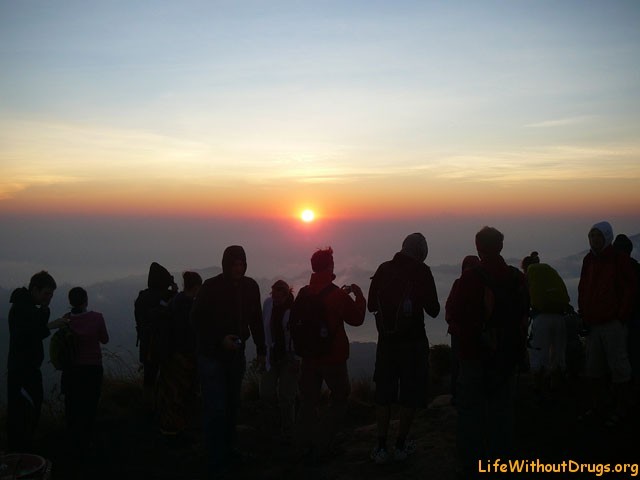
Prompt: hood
<box><xmin>222</xmin><ymin>245</ymin><xmax>247</xmax><ymax>278</ymax></box>
<box><xmin>461</xmin><ymin>255</ymin><xmax>481</xmax><ymax>273</ymax></box>
<box><xmin>147</xmin><ymin>262</ymin><xmax>174</xmax><ymax>290</ymax></box>
<box><xmin>10</xmin><ymin>287</ymin><xmax>31</xmax><ymax>305</ymax></box>
<box><xmin>591</xmin><ymin>221</ymin><xmax>614</xmax><ymax>251</ymax></box>
<box><xmin>400</xmin><ymin>233</ymin><xmax>428</xmax><ymax>263</ymax></box>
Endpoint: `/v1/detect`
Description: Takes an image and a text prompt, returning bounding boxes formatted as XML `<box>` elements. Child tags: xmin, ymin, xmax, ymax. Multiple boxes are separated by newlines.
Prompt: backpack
<box><xmin>373</xmin><ymin>261</ymin><xmax>417</xmax><ymax>337</ymax></box>
<box><xmin>475</xmin><ymin>266</ymin><xmax>528</xmax><ymax>375</ymax></box>
<box><xmin>289</xmin><ymin>284</ymin><xmax>338</xmax><ymax>358</ymax></box>
<box><xmin>50</xmin><ymin>325</ymin><xmax>76</xmax><ymax>371</ymax></box>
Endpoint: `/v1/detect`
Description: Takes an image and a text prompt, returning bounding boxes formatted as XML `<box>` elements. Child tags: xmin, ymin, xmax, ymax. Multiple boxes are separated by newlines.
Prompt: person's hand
<box><xmin>223</xmin><ymin>335</ymin><xmax>242</xmax><ymax>351</ymax></box>
<box><xmin>349</xmin><ymin>284</ymin><xmax>364</xmax><ymax>297</ymax></box>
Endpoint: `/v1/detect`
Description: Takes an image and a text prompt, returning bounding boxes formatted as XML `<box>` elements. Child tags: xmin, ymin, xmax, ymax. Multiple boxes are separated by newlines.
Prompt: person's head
<box><xmin>182</xmin><ymin>271</ymin><xmax>203</xmax><ymax>295</ymax></box>
<box><xmin>588</xmin><ymin>221</ymin><xmax>613</xmax><ymax>255</ymax></box>
<box><xmin>521</xmin><ymin>251</ymin><xmax>540</xmax><ymax>273</ymax></box>
<box><xmin>311</xmin><ymin>247</ymin><xmax>334</xmax><ymax>274</ymax></box>
<box><xmin>147</xmin><ymin>262</ymin><xmax>175</xmax><ymax>291</ymax></box>
<box><xmin>401</xmin><ymin>233</ymin><xmax>428</xmax><ymax>263</ymax></box>
<box><xmin>68</xmin><ymin>287</ymin><xmax>88</xmax><ymax>309</ymax></box>
<box><xmin>222</xmin><ymin>245</ymin><xmax>247</xmax><ymax>281</ymax></box>
<box><xmin>271</xmin><ymin>279</ymin><xmax>293</xmax><ymax>306</ymax></box>
<box><xmin>28</xmin><ymin>271</ymin><xmax>57</xmax><ymax>306</ymax></box>
<box><xmin>461</xmin><ymin>255</ymin><xmax>481</xmax><ymax>273</ymax></box>
<box><xmin>613</xmin><ymin>234</ymin><xmax>633</xmax><ymax>257</ymax></box>
<box><xmin>475</xmin><ymin>226</ymin><xmax>504</xmax><ymax>259</ymax></box>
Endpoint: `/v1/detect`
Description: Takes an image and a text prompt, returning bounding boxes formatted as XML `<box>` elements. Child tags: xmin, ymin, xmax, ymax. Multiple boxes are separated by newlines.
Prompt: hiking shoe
<box><xmin>370</xmin><ymin>446</ymin><xmax>391</xmax><ymax>465</ymax></box>
<box><xmin>393</xmin><ymin>440</ymin><xmax>417</xmax><ymax>462</ymax></box>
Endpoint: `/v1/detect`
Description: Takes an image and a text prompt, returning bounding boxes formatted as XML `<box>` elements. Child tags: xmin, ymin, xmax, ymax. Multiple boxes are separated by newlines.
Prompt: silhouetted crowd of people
<box><xmin>5</xmin><ymin>221</ymin><xmax>639</xmax><ymax>479</ymax></box>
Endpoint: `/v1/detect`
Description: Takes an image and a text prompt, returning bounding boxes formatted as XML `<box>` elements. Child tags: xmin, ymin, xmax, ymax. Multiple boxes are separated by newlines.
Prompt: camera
<box><xmin>341</xmin><ymin>284</ymin><xmax>352</xmax><ymax>294</ymax></box>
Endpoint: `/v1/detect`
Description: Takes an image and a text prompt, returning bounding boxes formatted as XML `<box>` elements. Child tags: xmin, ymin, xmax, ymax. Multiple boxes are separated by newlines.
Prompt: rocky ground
<box><xmin>6</xmin><ymin>370</ymin><xmax>639</xmax><ymax>480</ymax></box>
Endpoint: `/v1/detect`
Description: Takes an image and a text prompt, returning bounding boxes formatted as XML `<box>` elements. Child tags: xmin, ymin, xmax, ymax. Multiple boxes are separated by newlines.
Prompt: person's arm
<box><xmin>249</xmin><ymin>282</ymin><xmax>267</xmax><ymax>358</ymax></box>
<box><xmin>342</xmin><ymin>284</ymin><xmax>366</xmax><ymax>327</ymax></box>
<box><xmin>98</xmin><ymin>313</ymin><xmax>109</xmax><ymax>344</ymax></box>
<box><xmin>367</xmin><ymin>269</ymin><xmax>380</xmax><ymax>313</ymax></box>
<box><xmin>420</xmin><ymin>267</ymin><xmax>440</xmax><ymax>319</ymax></box>
<box><xmin>618</xmin><ymin>255</ymin><xmax>638</xmax><ymax>323</ymax></box>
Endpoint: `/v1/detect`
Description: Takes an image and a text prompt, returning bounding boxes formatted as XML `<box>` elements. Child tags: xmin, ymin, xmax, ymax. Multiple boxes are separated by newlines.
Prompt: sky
<box><xmin>1</xmin><ymin>1</ymin><xmax>639</xmax><ymax>286</ymax></box>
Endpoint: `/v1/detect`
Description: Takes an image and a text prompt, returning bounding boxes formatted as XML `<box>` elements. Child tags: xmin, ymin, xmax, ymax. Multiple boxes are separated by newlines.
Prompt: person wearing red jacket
<box><xmin>446</xmin><ymin>227</ymin><xmax>529</xmax><ymax>478</ymax></box>
<box><xmin>296</xmin><ymin>247</ymin><xmax>366</xmax><ymax>462</ymax></box>
<box><xmin>578</xmin><ymin>221</ymin><xmax>637</xmax><ymax>426</ymax></box>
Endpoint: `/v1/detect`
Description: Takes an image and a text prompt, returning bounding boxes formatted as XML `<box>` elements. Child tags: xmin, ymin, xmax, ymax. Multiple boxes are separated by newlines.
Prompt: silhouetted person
<box><xmin>156</xmin><ymin>271</ymin><xmax>202</xmax><ymax>441</ymax></box>
<box><xmin>259</xmin><ymin>280</ymin><xmax>297</xmax><ymax>444</ymax></box>
<box><xmin>134</xmin><ymin>262</ymin><xmax>177</xmax><ymax>413</ymax></box>
<box><xmin>446</xmin><ymin>255</ymin><xmax>481</xmax><ymax>406</ymax></box>
<box><xmin>526</xmin><ymin>263</ymin><xmax>571</xmax><ymax>396</ymax></box>
<box><xmin>520</xmin><ymin>251</ymin><xmax>540</xmax><ymax>273</ymax></box>
<box><xmin>7</xmin><ymin>271</ymin><xmax>67</xmax><ymax>452</ymax></box>
<box><xmin>191</xmin><ymin>246</ymin><xmax>266</xmax><ymax>477</ymax></box>
<box><xmin>368</xmin><ymin>233</ymin><xmax>440</xmax><ymax>464</ymax></box>
<box><xmin>613</xmin><ymin>234</ymin><xmax>640</xmax><ymax>394</ymax></box>
<box><xmin>295</xmin><ymin>247</ymin><xmax>365</xmax><ymax>462</ymax></box>
<box><xmin>62</xmin><ymin>287</ymin><xmax>109</xmax><ymax>450</ymax></box>
<box><xmin>578</xmin><ymin>222</ymin><xmax>636</xmax><ymax>426</ymax></box>
<box><xmin>447</xmin><ymin>227</ymin><xmax>529</xmax><ymax>478</ymax></box>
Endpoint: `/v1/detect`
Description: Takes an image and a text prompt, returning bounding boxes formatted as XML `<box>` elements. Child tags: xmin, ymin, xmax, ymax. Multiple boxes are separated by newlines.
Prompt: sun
<box><xmin>301</xmin><ymin>209</ymin><xmax>315</xmax><ymax>223</ymax></box>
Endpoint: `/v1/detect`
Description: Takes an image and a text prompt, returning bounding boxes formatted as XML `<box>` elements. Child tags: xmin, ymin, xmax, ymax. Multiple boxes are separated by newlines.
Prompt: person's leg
<box><xmin>486</xmin><ymin>370</ymin><xmax>516</xmax><ymax>460</ymax></box>
<box><xmin>198</xmin><ymin>355</ymin><xmax>231</xmax><ymax>474</ymax></box>
<box><xmin>296</xmin><ymin>359</ymin><xmax>323</xmax><ymax>451</ymax></box>
<box><xmin>456</xmin><ymin>359</ymin><xmax>486</xmax><ymax>476</ymax></box>
<box><xmin>550</xmin><ymin>315</ymin><xmax>567</xmax><ymax>391</ymax></box>
<box><xmin>224</xmin><ymin>352</ymin><xmax>246</xmax><ymax>456</ymax></box>
<box><xmin>373</xmin><ymin>340</ymin><xmax>398</xmax><ymax>456</ymax></box>
<box><xmin>396</xmin><ymin>338</ymin><xmax>428</xmax><ymax>454</ymax></box>
<box><xmin>584</xmin><ymin>324</ymin><xmax>608</xmax><ymax>415</ymax></box>
<box><xmin>601</xmin><ymin>321</ymin><xmax>632</xmax><ymax>422</ymax></box>
<box><xmin>277</xmin><ymin>358</ymin><xmax>299</xmax><ymax>439</ymax></box>
<box><xmin>7</xmin><ymin>369</ymin><xmax>24</xmax><ymax>452</ymax></box>
<box><xmin>259</xmin><ymin>362</ymin><xmax>280</xmax><ymax>436</ymax></box>
<box><xmin>316</xmin><ymin>362</ymin><xmax>350</xmax><ymax>455</ymax></box>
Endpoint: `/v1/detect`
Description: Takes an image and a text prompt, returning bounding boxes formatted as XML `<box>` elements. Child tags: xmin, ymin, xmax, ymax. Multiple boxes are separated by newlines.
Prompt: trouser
<box><xmin>456</xmin><ymin>359</ymin><xmax>516</xmax><ymax>474</ymax></box>
<box><xmin>7</xmin><ymin>367</ymin><xmax>43</xmax><ymax>453</ymax></box>
<box><xmin>259</xmin><ymin>358</ymin><xmax>298</xmax><ymax>436</ymax></box>
<box><xmin>62</xmin><ymin>365</ymin><xmax>104</xmax><ymax>447</ymax></box>
<box><xmin>198</xmin><ymin>352</ymin><xmax>246</xmax><ymax>476</ymax></box>
<box><xmin>297</xmin><ymin>360</ymin><xmax>350</xmax><ymax>454</ymax></box>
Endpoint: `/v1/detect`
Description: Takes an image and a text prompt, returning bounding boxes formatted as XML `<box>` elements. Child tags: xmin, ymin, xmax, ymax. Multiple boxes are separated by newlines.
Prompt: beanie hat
<box><xmin>401</xmin><ymin>233</ymin><xmax>428</xmax><ymax>262</ymax></box>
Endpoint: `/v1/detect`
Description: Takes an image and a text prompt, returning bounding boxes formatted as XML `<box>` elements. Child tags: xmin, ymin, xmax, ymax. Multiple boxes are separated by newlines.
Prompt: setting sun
<box><xmin>301</xmin><ymin>209</ymin><xmax>315</xmax><ymax>223</ymax></box>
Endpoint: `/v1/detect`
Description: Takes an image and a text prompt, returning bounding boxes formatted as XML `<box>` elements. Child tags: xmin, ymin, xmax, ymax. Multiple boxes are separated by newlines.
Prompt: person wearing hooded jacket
<box><xmin>367</xmin><ymin>233</ymin><xmax>440</xmax><ymax>465</ymax></box>
<box><xmin>7</xmin><ymin>271</ymin><xmax>67</xmax><ymax>452</ymax></box>
<box><xmin>578</xmin><ymin>221</ymin><xmax>637</xmax><ymax>425</ymax></box>
<box><xmin>191</xmin><ymin>245</ymin><xmax>266</xmax><ymax>476</ymax></box>
<box><xmin>134</xmin><ymin>262</ymin><xmax>178</xmax><ymax>412</ymax></box>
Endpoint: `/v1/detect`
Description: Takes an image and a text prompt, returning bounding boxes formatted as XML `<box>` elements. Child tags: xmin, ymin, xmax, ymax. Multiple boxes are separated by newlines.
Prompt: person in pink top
<box><xmin>62</xmin><ymin>287</ymin><xmax>109</xmax><ymax>449</ymax></box>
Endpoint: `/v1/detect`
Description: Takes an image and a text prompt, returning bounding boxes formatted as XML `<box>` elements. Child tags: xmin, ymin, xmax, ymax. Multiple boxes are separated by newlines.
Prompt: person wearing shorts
<box><xmin>578</xmin><ymin>221</ymin><xmax>637</xmax><ymax>426</ymax></box>
<box><xmin>368</xmin><ymin>233</ymin><xmax>440</xmax><ymax>464</ymax></box>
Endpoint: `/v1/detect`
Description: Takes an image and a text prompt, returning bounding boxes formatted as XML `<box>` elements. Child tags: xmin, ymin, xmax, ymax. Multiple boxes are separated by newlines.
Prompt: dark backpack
<box><xmin>50</xmin><ymin>325</ymin><xmax>76</xmax><ymax>371</ymax></box>
<box><xmin>373</xmin><ymin>262</ymin><xmax>416</xmax><ymax>337</ymax></box>
<box><xmin>475</xmin><ymin>266</ymin><xmax>528</xmax><ymax>374</ymax></box>
<box><xmin>289</xmin><ymin>284</ymin><xmax>338</xmax><ymax>358</ymax></box>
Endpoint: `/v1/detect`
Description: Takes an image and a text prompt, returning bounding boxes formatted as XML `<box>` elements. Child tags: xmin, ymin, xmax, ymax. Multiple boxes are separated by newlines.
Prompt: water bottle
<box><xmin>320</xmin><ymin>326</ymin><xmax>328</xmax><ymax>338</ymax></box>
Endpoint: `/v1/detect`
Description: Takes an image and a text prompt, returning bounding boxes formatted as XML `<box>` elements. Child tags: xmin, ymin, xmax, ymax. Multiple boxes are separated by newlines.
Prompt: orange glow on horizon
<box><xmin>1</xmin><ymin>176</ymin><xmax>639</xmax><ymax>220</ymax></box>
